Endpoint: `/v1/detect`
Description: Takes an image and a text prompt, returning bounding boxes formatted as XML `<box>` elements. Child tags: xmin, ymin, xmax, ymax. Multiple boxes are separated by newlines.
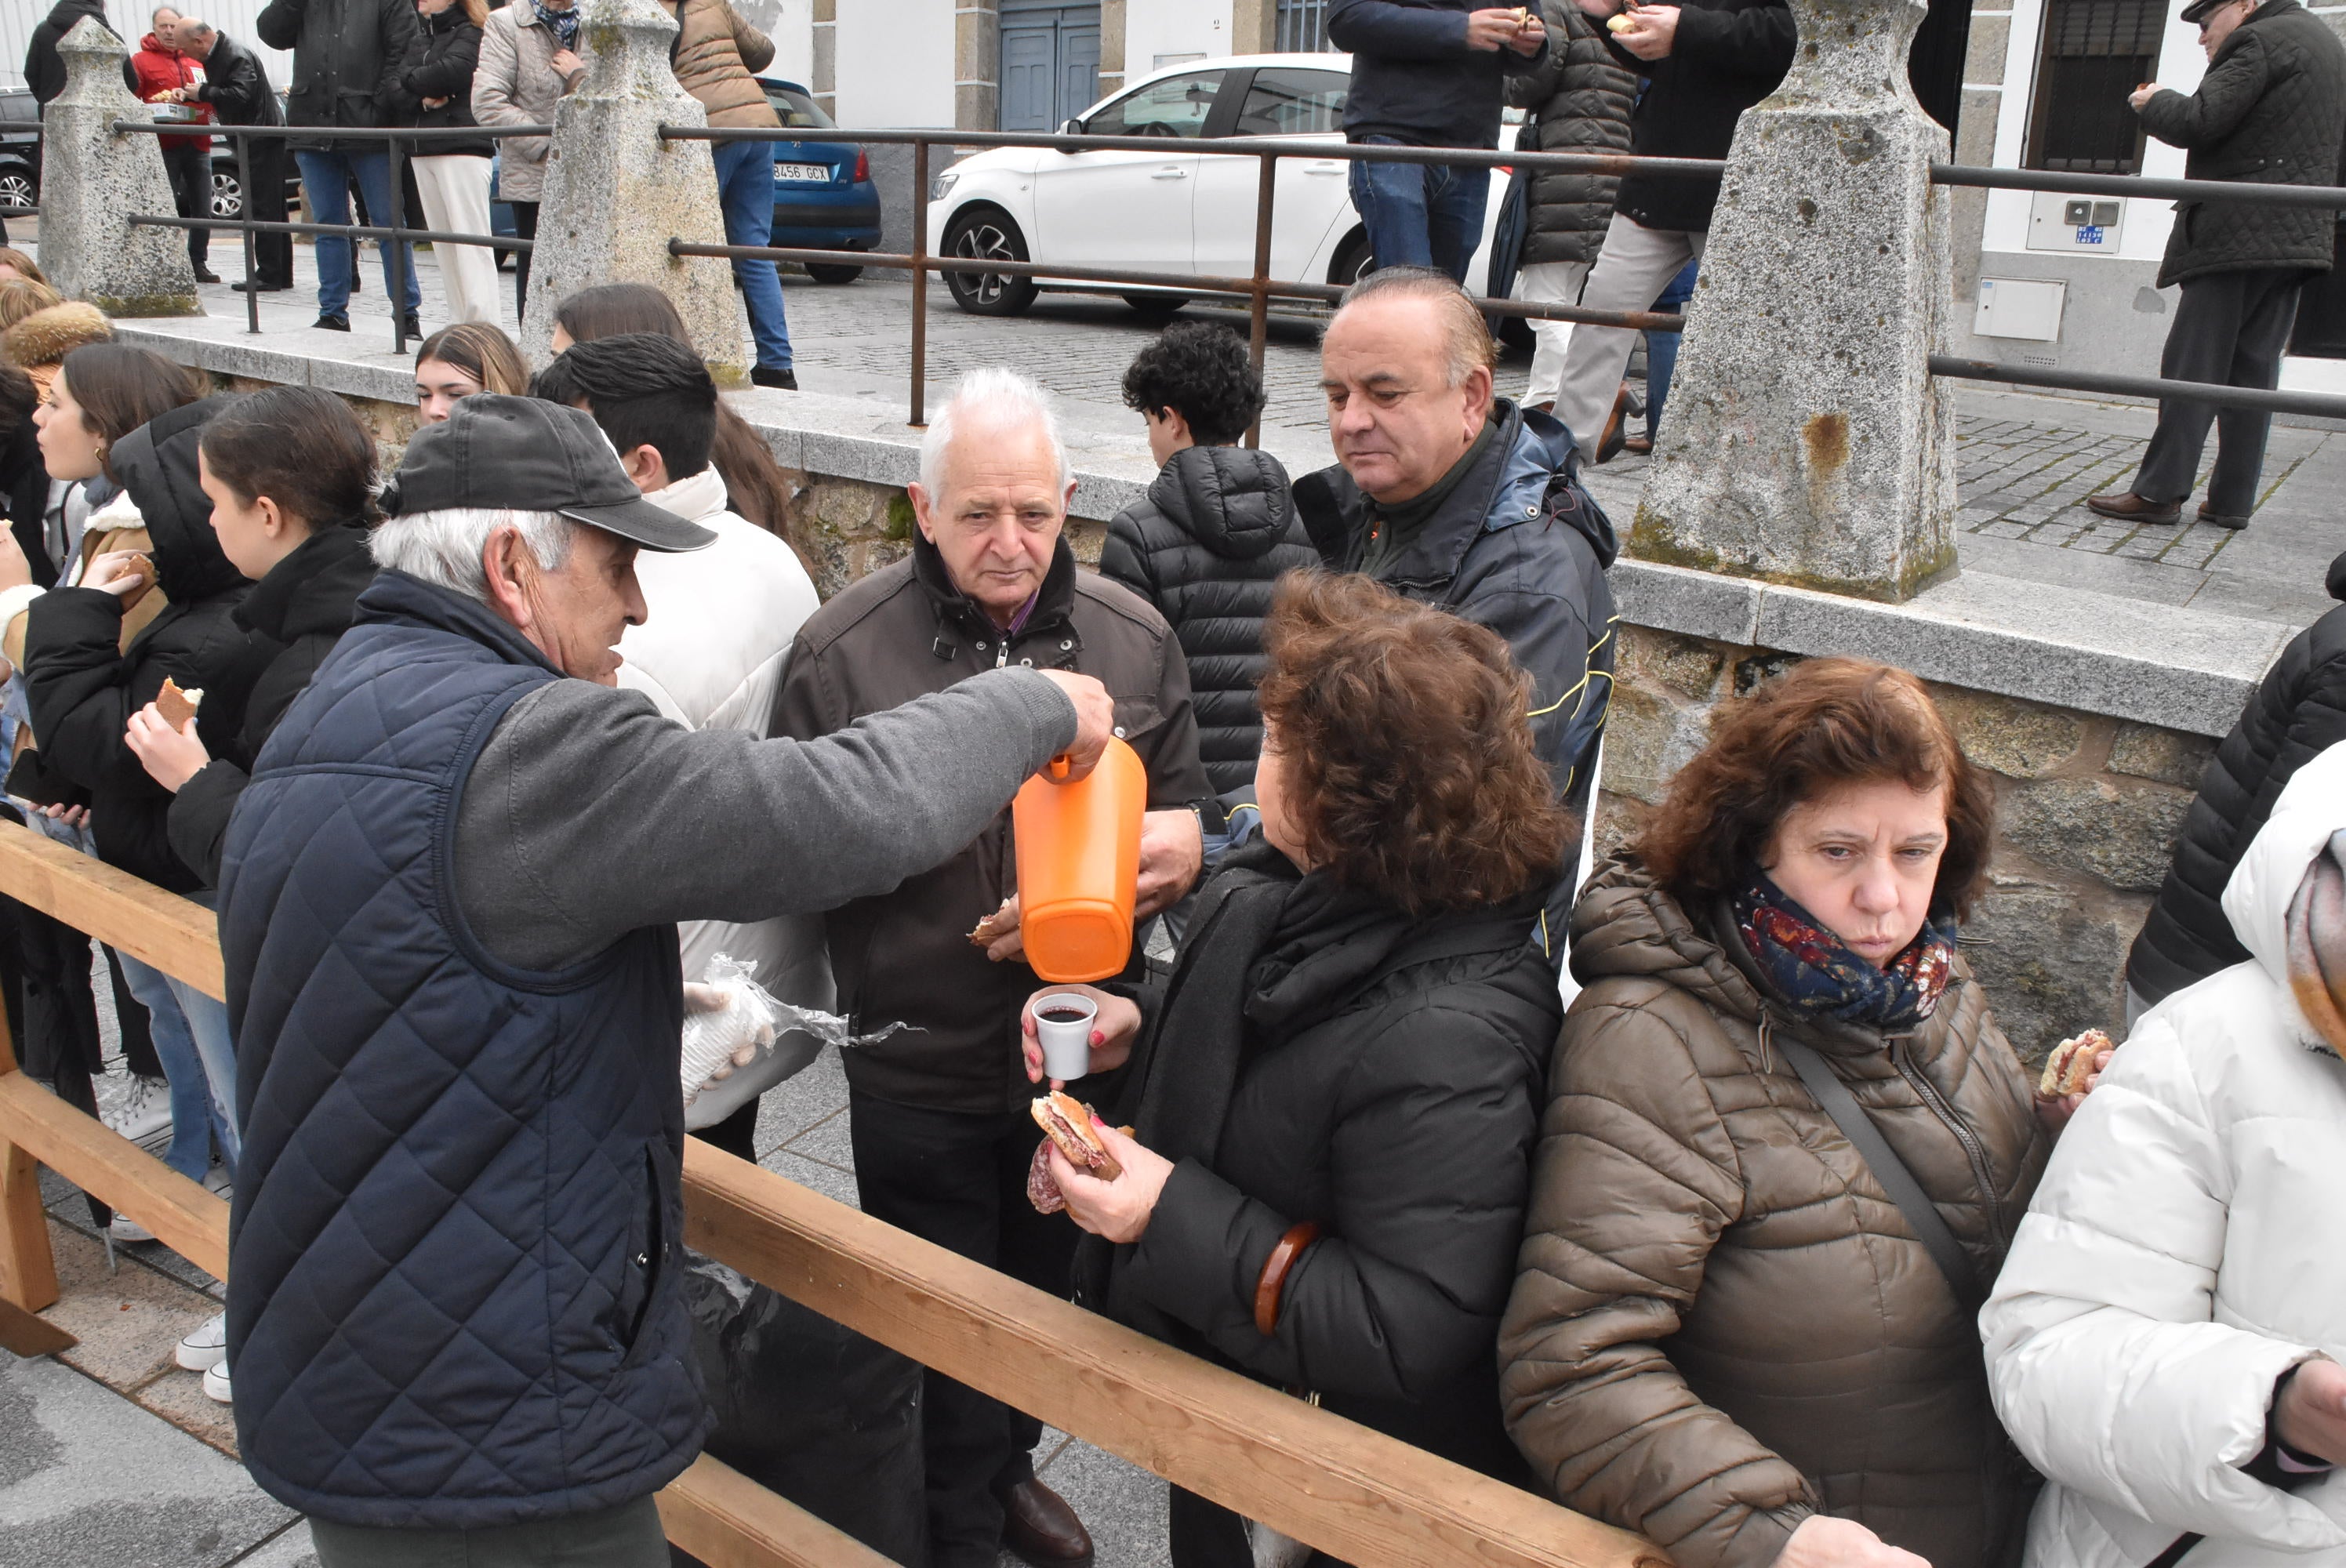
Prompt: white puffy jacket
<box><xmin>619</xmin><ymin>465</ymin><xmax>830</xmax><ymax>1128</ymax></box>
<box><xmin>1981</xmin><ymin>741</ymin><xmax>2346</xmax><ymax>1568</ymax></box>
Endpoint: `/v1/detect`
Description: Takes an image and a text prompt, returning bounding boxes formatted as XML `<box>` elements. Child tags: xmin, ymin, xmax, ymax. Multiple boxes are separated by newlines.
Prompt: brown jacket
<box><xmin>773</xmin><ymin>533</ymin><xmax>1208</xmax><ymax>1114</ymax></box>
<box><xmin>1500</xmin><ymin>860</ymin><xmax>2050</xmax><ymax>1568</ymax></box>
<box><xmin>660</xmin><ymin>0</ymin><xmax>778</xmax><ymax>130</ymax></box>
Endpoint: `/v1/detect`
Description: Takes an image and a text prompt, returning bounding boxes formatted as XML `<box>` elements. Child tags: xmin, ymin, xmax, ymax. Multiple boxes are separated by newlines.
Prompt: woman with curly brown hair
<box><xmin>1502</xmin><ymin>657</ymin><xmax>2070</xmax><ymax>1568</ymax></box>
<box><xmin>1022</xmin><ymin>570</ymin><xmax>1571</xmax><ymax>1567</ymax></box>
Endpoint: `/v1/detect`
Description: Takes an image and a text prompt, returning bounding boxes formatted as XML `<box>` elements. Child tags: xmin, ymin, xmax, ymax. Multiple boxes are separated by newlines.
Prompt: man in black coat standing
<box><xmin>1327</xmin><ymin>0</ymin><xmax>1549</xmax><ymax>283</ymax></box>
<box><xmin>24</xmin><ymin>0</ymin><xmax>118</xmax><ymax>103</ymax></box>
<box><xmin>256</xmin><ymin>0</ymin><xmax>422</xmax><ymax>332</ymax></box>
<box><xmin>176</xmin><ymin>19</ymin><xmax>296</xmax><ymax>292</ymax></box>
<box><xmin>2087</xmin><ymin>0</ymin><xmax>2346</xmax><ymax>529</ymax></box>
<box><xmin>1545</xmin><ymin>0</ymin><xmax>1792</xmax><ymax>461</ymax></box>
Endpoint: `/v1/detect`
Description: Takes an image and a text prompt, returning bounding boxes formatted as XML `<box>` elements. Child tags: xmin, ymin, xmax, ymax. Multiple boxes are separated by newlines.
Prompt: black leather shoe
<box><xmin>231</xmin><ymin>278</ymin><xmax>292</xmax><ymax>292</ymax></box>
<box><xmin>2195</xmin><ymin>503</ymin><xmax>2251</xmax><ymax>529</ymax></box>
<box><xmin>312</xmin><ymin>314</ymin><xmax>350</xmax><ymax>332</ymax></box>
<box><xmin>401</xmin><ymin>312</ymin><xmax>423</xmax><ymax>338</ymax></box>
<box><xmin>1001</xmin><ymin>1479</ymin><xmax>1092</xmax><ymax>1568</ymax></box>
<box><xmin>2083</xmin><ymin>490</ymin><xmax>2181</xmax><ymax>524</ymax></box>
<box><xmin>191</xmin><ymin>267</ymin><xmax>220</xmax><ymax>284</ymax></box>
<box><xmin>750</xmin><ymin>365</ymin><xmax>798</xmax><ymax>390</ymax></box>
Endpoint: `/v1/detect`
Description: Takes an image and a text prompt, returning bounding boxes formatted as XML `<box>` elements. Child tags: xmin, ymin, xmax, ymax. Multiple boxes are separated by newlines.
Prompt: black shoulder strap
<box><xmin>1773</xmin><ymin>1028</ymin><xmax>1985</xmax><ymax>1312</ymax></box>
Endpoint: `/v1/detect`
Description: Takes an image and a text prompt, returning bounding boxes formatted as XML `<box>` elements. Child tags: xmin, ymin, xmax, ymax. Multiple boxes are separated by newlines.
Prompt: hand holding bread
<box><xmin>2032</xmin><ymin>1027</ymin><xmax>2116</xmax><ymax>1137</ymax></box>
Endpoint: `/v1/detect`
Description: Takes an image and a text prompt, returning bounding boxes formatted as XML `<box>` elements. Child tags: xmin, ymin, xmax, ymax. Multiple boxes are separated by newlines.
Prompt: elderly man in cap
<box><xmin>216</xmin><ymin>395</ymin><xmax>1115</xmax><ymax>1568</ymax></box>
<box><xmin>2086</xmin><ymin>0</ymin><xmax>2345</xmax><ymax>529</ymax></box>
<box><xmin>774</xmin><ymin>366</ymin><xmax>1208</xmax><ymax>1568</ymax></box>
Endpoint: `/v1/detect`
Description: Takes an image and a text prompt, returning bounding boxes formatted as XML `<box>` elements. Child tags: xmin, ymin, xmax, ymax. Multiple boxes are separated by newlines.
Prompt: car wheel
<box><xmin>1331</xmin><ymin>230</ymin><xmax>1373</xmax><ymax>289</ymax></box>
<box><xmin>942</xmin><ymin>207</ymin><xmax>1038</xmax><ymax>318</ymax></box>
<box><xmin>0</xmin><ymin>168</ymin><xmax>34</xmax><ymax>214</ymax></box>
<box><xmin>806</xmin><ymin>263</ymin><xmax>865</xmax><ymax>285</ymax></box>
<box><xmin>211</xmin><ymin>164</ymin><xmax>245</xmax><ymax>220</ymax></box>
<box><xmin>1121</xmin><ymin>293</ymin><xmax>1188</xmax><ymax>324</ymax></box>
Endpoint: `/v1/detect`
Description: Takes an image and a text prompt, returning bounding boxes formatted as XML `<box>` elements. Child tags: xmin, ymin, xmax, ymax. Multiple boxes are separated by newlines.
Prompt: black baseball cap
<box><xmin>381</xmin><ymin>394</ymin><xmax>718</xmax><ymax>552</ymax></box>
<box><xmin>2179</xmin><ymin>0</ymin><xmax>2236</xmax><ymax>22</ymax></box>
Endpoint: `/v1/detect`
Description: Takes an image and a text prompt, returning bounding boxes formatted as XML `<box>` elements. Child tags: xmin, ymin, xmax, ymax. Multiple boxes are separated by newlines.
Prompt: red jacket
<box><xmin>129</xmin><ymin>34</ymin><xmax>212</xmax><ymax>151</ymax></box>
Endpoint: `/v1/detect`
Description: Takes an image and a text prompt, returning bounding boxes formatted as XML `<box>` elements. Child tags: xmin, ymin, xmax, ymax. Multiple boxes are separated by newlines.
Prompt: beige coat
<box><xmin>660</xmin><ymin>0</ymin><xmax>778</xmax><ymax>129</ymax></box>
<box><xmin>470</xmin><ymin>5</ymin><xmax>583</xmax><ymax>203</ymax></box>
<box><xmin>1501</xmin><ymin>859</ymin><xmax>2052</xmax><ymax>1568</ymax></box>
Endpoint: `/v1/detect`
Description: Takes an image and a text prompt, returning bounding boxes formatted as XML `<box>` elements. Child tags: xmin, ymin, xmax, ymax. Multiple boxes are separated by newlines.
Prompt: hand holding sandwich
<box><xmin>125</xmin><ymin>702</ymin><xmax>209</xmax><ymax>793</ymax></box>
<box><xmin>1465</xmin><ymin>6</ymin><xmax>1546</xmax><ymax>53</ymax></box>
<box><xmin>1045</xmin><ymin>1118</ymin><xmax>1172</xmax><ymax>1244</ymax></box>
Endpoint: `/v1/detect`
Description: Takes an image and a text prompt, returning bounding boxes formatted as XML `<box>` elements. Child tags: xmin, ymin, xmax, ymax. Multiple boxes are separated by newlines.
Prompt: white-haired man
<box><xmin>1296</xmin><ymin>265</ymin><xmax>1618</xmax><ymax>966</ymax></box>
<box><xmin>215</xmin><ymin>396</ymin><xmax>1117</xmax><ymax>1568</ymax></box>
<box><xmin>774</xmin><ymin>368</ymin><xmax>1209</xmax><ymax>1568</ymax></box>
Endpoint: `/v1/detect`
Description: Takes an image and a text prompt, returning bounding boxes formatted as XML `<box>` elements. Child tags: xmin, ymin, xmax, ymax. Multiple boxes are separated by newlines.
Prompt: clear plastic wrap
<box><xmin>680</xmin><ymin>953</ymin><xmax>782</xmax><ymax>1109</ymax></box>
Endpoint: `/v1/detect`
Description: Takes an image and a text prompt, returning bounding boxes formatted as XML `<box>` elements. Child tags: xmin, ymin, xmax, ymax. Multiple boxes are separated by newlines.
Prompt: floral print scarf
<box><xmin>1731</xmin><ymin>867</ymin><xmax>1958</xmax><ymax>1030</ymax></box>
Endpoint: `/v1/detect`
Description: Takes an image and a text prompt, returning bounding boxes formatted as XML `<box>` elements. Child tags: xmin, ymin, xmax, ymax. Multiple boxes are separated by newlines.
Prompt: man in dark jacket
<box><xmin>1296</xmin><ymin>266</ymin><xmax>1617</xmax><ymax>964</ymax></box>
<box><xmin>2087</xmin><ymin>0</ymin><xmax>2346</xmax><ymax>529</ymax></box>
<box><xmin>220</xmin><ymin>395</ymin><xmax>1116</xmax><ymax>1566</ymax></box>
<box><xmin>1329</xmin><ymin>0</ymin><xmax>1549</xmax><ymax>281</ymax></box>
<box><xmin>1547</xmin><ymin>0</ymin><xmax>1793</xmax><ymax>459</ymax></box>
<box><xmin>256</xmin><ymin>0</ymin><xmax>423</xmax><ymax>332</ymax></box>
<box><xmin>179</xmin><ymin>19</ymin><xmax>296</xmax><ymax>291</ymax></box>
<box><xmin>1101</xmin><ymin>321</ymin><xmax>1319</xmax><ymax>797</ymax></box>
<box><xmin>1504</xmin><ymin>0</ymin><xmax>1636</xmax><ymax>411</ymax></box>
<box><xmin>25</xmin><ymin>0</ymin><xmax>118</xmax><ymax>103</ymax></box>
<box><xmin>774</xmin><ymin>368</ymin><xmax>1209</xmax><ymax>1568</ymax></box>
<box><xmin>2127</xmin><ymin>549</ymin><xmax>2346</xmax><ymax>1014</ymax></box>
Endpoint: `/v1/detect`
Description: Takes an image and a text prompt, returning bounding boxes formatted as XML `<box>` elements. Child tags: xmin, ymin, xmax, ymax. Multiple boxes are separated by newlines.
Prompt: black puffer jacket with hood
<box><xmin>24</xmin><ymin>397</ymin><xmax>274</xmax><ymax>893</ymax></box>
<box><xmin>1098</xmin><ymin>445</ymin><xmax>1319</xmax><ymax>795</ymax></box>
<box><xmin>2126</xmin><ymin>548</ymin><xmax>2346</xmax><ymax>1007</ymax></box>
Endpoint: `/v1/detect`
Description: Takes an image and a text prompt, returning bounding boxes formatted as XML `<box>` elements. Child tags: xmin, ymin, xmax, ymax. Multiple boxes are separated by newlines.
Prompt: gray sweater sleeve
<box><xmin>456</xmin><ymin>666</ymin><xmax>1077</xmax><ymax>972</ymax></box>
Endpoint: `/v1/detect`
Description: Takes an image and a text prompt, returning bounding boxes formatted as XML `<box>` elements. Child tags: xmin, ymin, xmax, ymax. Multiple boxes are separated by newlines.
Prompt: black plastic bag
<box><xmin>673</xmin><ymin>1254</ymin><xmax>928</xmax><ymax>1568</ymax></box>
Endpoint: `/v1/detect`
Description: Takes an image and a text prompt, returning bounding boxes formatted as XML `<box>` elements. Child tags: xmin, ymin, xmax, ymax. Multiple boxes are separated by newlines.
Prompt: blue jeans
<box><xmin>711</xmin><ymin>139</ymin><xmax>793</xmax><ymax>372</ymax></box>
<box><xmin>293</xmin><ymin>148</ymin><xmax>423</xmax><ymax>320</ymax></box>
<box><xmin>162</xmin><ymin>890</ymin><xmax>237</xmax><ymax>1171</ymax></box>
<box><xmin>1347</xmin><ymin>137</ymin><xmax>1491</xmax><ymax>285</ymax></box>
<box><xmin>1644</xmin><ymin>258</ymin><xmax>1700</xmax><ymax>437</ymax></box>
<box><xmin>114</xmin><ymin>951</ymin><xmax>216</xmax><ymax>1181</ymax></box>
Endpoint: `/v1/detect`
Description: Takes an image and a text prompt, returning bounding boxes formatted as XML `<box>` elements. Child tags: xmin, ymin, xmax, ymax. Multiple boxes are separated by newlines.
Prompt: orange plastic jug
<box><xmin>1012</xmin><ymin>738</ymin><xmax>1146</xmax><ymax>983</ymax></box>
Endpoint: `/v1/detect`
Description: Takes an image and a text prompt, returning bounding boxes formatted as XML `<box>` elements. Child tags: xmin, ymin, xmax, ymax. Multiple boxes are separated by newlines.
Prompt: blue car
<box><xmin>757</xmin><ymin>77</ymin><xmax>881</xmax><ymax>284</ymax></box>
<box><xmin>485</xmin><ymin>80</ymin><xmax>877</xmax><ymax>283</ymax></box>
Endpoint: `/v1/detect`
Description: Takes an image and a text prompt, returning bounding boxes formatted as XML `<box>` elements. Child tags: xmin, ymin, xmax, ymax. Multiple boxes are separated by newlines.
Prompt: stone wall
<box><xmin>1601</xmin><ymin>623</ymin><xmax>2211</xmax><ymax>1064</ymax></box>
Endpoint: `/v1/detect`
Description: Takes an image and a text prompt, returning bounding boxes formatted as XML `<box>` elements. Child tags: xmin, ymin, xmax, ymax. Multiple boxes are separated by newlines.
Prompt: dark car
<box><xmin>757</xmin><ymin>76</ymin><xmax>879</xmax><ymax>284</ymax></box>
<box><xmin>0</xmin><ymin>89</ymin><xmax>41</xmax><ymax>216</ymax></box>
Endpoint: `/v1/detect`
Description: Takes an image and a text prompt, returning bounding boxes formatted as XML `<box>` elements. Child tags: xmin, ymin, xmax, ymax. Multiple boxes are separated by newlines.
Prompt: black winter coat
<box><xmin>23</xmin><ymin>398</ymin><xmax>272</xmax><ymax>895</ymax></box>
<box><xmin>169</xmin><ymin>519</ymin><xmax>376</xmax><ymax>887</ymax></box>
<box><xmin>1505</xmin><ymin>0</ymin><xmax>1636</xmax><ymax>267</ymax></box>
<box><xmin>1328</xmin><ymin>0</ymin><xmax>1550</xmax><ymax>150</ymax></box>
<box><xmin>1098</xmin><ymin>446</ymin><xmax>1318</xmax><ymax>796</ymax></box>
<box><xmin>256</xmin><ymin>0</ymin><xmax>420</xmax><ymax>150</ymax></box>
<box><xmin>1295</xmin><ymin>399</ymin><xmax>1618</xmax><ymax>958</ymax></box>
<box><xmin>2137</xmin><ymin>0</ymin><xmax>2346</xmax><ymax>287</ymax></box>
<box><xmin>2126</xmin><ymin>549</ymin><xmax>2346</xmax><ymax>1006</ymax></box>
<box><xmin>389</xmin><ymin>9</ymin><xmax>490</xmax><ymax>158</ymax></box>
<box><xmin>1605</xmin><ymin>0</ymin><xmax>1793</xmax><ymax>234</ymax></box>
<box><xmin>2</xmin><ymin>419</ymin><xmax>53</xmax><ymax>588</ymax></box>
<box><xmin>1085</xmin><ymin>841</ymin><xmax>1561</xmax><ymax>1475</ymax></box>
<box><xmin>25</xmin><ymin>0</ymin><xmax>118</xmax><ymax>105</ymax></box>
<box><xmin>193</xmin><ymin>31</ymin><xmax>286</xmax><ymax>128</ymax></box>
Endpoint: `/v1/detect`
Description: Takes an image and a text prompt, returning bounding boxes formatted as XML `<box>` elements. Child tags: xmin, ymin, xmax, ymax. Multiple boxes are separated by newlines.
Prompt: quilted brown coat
<box><xmin>1500</xmin><ymin>860</ymin><xmax>2051</xmax><ymax>1568</ymax></box>
<box><xmin>659</xmin><ymin>0</ymin><xmax>779</xmax><ymax>131</ymax></box>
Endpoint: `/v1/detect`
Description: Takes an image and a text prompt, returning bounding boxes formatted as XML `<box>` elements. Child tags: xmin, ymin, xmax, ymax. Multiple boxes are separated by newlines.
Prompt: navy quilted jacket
<box><xmin>219</xmin><ymin>572</ymin><xmax>706</xmax><ymax>1528</ymax></box>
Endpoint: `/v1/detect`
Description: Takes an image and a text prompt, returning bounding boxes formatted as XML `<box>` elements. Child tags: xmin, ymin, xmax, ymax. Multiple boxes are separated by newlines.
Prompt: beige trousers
<box><xmin>1551</xmin><ymin>212</ymin><xmax>1707</xmax><ymax>459</ymax></box>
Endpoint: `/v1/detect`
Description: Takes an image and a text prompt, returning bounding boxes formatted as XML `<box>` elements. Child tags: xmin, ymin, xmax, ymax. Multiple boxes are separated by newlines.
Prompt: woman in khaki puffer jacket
<box><xmin>1502</xmin><ymin>659</ymin><xmax>2062</xmax><ymax>1568</ymax></box>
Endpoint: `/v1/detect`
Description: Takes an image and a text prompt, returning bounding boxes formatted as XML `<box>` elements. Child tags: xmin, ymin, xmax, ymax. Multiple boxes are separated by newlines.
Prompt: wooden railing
<box><xmin>0</xmin><ymin>820</ymin><xmax>1667</xmax><ymax>1568</ymax></box>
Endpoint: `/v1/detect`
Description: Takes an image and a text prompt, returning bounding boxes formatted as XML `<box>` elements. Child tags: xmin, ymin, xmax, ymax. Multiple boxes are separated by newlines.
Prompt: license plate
<box><xmin>772</xmin><ymin>162</ymin><xmax>832</xmax><ymax>184</ymax></box>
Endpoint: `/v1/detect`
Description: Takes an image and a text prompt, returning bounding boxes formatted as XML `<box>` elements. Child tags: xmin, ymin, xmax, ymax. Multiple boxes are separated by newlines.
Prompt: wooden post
<box><xmin>0</xmin><ymin>989</ymin><xmax>61</xmax><ymax>1315</ymax></box>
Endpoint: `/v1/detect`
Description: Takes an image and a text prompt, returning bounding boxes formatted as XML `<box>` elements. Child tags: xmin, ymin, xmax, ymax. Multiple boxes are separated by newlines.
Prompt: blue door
<box><xmin>999</xmin><ymin>2</ymin><xmax>1102</xmax><ymax>132</ymax></box>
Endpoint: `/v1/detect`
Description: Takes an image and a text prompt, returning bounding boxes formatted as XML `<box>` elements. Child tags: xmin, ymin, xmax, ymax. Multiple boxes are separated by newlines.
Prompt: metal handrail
<box><xmin>1930</xmin><ymin>161</ymin><xmax>2346</xmax><ymax>210</ymax></box>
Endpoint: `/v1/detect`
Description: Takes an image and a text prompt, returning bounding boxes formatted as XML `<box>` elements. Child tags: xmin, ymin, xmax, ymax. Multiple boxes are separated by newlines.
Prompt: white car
<box><xmin>925</xmin><ymin>53</ymin><xmax>1519</xmax><ymax>321</ymax></box>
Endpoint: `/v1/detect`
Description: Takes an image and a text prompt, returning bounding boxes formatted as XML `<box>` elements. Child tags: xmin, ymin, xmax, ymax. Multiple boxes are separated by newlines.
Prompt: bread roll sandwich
<box><xmin>968</xmin><ymin>898</ymin><xmax>1014</xmax><ymax>949</ymax></box>
<box><xmin>1027</xmin><ymin>1090</ymin><xmax>1122</xmax><ymax>1214</ymax></box>
<box><xmin>154</xmin><ymin>677</ymin><xmax>204</xmax><ymax>731</ymax></box>
<box><xmin>2039</xmin><ymin>1028</ymin><xmax>2112</xmax><ymax>1098</ymax></box>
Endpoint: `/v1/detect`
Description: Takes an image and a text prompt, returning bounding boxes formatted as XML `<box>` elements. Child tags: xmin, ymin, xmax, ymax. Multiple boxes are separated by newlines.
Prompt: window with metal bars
<box><xmin>1276</xmin><ymin>0</ymin><xmax>1336</xmax><ymax>52</ymax></box>
<box><xmin>2024</xmin><ymin>0</ymin><xmax>2163</xmax><ymax>172</ymax></box>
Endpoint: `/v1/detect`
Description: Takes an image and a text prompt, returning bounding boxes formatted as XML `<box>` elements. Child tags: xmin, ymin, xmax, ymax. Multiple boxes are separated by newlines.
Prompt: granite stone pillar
<box><xmin>1631</xmin><ymin>0</ymin><xmax>1956</xmax><ymax>603</ymax></box>
<box><xmin>38</xmin><ymin>19</ymin><xmax>200</xmax><ymax>318</ymax></box>
<box><xmin>518</xmin><ymin>0</ymin><xmax>750</xmax><ymax>384</ymax></box>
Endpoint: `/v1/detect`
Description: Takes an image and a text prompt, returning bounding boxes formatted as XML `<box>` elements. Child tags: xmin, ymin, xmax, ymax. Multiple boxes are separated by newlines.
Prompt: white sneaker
<box><xmin>176</xmin><ymin>1310</ymin><xmax>227</xmax><ymax>1372</ymax></box>
<box><xmin>102</xmin><ymin>1076</ymin><xmax>172</xmax><ymax>1144</ymax></box>
<box><xmin>109</xmin><ymin>1214</ymin><xmax>155</xmax><ymax>1243</ymax></box>
<box><xmin>201</xmin><ymin>1359</ymin><xmax>231</xmax><ymax>1404</ymax></box>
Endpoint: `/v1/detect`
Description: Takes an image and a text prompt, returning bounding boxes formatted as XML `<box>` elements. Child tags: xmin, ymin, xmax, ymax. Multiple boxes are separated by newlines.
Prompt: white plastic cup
<box><xmin>1033</xmin><ymin>991</ymin><xmax>1098</xmax><ymax>1082</ymax></box>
